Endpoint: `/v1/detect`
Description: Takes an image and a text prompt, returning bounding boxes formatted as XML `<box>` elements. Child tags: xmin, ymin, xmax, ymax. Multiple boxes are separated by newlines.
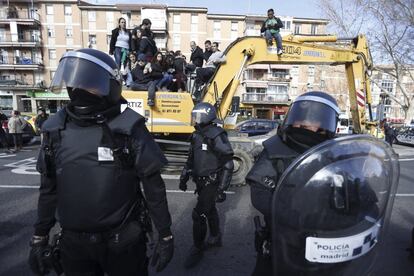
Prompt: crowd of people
<box><xmin>108</xmin><ymin>17</ymin><xmax>227</xmax><ymax>106</ymax></box>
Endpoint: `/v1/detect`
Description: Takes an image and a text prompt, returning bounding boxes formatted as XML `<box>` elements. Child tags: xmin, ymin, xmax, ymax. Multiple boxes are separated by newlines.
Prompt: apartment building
<box><xmin>0</xmin><ymin>2</ymin><xmax>44</xmax><ymax>113</ymax></box>
<box><xmin>0</xmin><ymin>0</ymin><xmax>333</xmax><ymax>116</ymax></box>
<box><xmin>370</xmin><ymin>65</ymin><xmax>414</xmax><ymax>124</ymax></box>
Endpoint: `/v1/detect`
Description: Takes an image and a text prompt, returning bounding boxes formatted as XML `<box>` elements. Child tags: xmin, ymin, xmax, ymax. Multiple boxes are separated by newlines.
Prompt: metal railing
<box><xmin>0</xmin><ymin>9</ymin><xmax>40</xmax><ymax>21</ymax></box>
<box><xmin>0</xmin><ymin>34</ymin><xmax>41</xmax><ymax>43</ymax></box>
<box><xmin>242</xmin><ymin>92</ymin><xmax>289</xmax><ymax>103</ymax></box>
<box><xmin>0</xmin><ymin>57</ymin><xmax>43</xmax><ymax>65</ymax></box>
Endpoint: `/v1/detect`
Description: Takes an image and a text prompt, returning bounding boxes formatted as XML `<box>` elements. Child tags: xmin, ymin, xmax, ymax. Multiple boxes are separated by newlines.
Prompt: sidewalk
<box><xmin>392</xmin><ymin>144</ymin><xmax>414</xmax><ymax>158</ymax></box>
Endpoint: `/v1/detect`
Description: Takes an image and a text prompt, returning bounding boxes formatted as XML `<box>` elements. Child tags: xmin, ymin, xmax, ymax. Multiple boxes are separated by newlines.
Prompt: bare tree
<box><xmin>318</xmin><ymin>0</ymin><xmax>414</xmax><ymax>124</ymax></box>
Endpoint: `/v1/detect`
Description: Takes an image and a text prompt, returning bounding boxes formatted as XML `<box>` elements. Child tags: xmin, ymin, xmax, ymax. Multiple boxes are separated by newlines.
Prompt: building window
<box><xmin>282</xmin><ymin>21</ymin><xmax>291</xmax><ymax>30</ymax></box>
<box><xmin>213</xmin><ymin>21</ymin><xmax>221</xmax><ymax>40</ymax></box>
<box><xmin>381</xmin><ymin>79</ymin><xmax>394</xmax><ymax>94</ymax></box>
<box><xmin>290</xmin><ymin>66</ymin><xmax>299</xmax><ymax>76</ymax></box>
<box><xmin>46</xmin><ymin>5</ymin><xmax>54</xmax><ymax>15</ymax></box>
<box><xmin>294</xmin><ymin>24</ymin><xmax>301</xmax><ymax>34</ymax></box>
<box><xmin>231</xmin><ymin>21</ymin><xmax>238</xmax><ymax>40</ymax></box>
<box><xmin>320</xmin><ymin>79</ymin><xmax>326</xmax><ymax>89</ymax></box>
<box><xmin>191</xmin><ymin>14</ymin><xmax>198</xmax><ymax>33</ymax></box>
<box><xmin>311</xmin><ymin>24</ymin><xmax>318</xmax><ymax>35</ymax></box>
<box><xmin>64</xmin><ymin>5</ymin><xmax>72</xmax><ymax>15</ymax></box>
<box><xmin>88</xmin><ymin>11</ymin><xmax>96</xmax><ymax>22</ymax></box>
<box><xmin>173</xmin><ymin>34</ymin><xmax>180</xmax><ymax>50</ymax></box>
<box><xmin>308</xmin><ymin>65</ymin><xmax>315</xmax><ymax>76</ymax></box>
<box><xmin>47</xmin><ymin>27</ymin><xmax>55</xmax><ymax>38</ymax></box>
<box><xmin>89</xmin><ymin>35</ymin><xmax>96</xmax><ymax>47</ymax></box>
<box><xmin>49</xmin><ymin>49</ymin><xmax>56</xmax><ymax>60</ymax></box>
<box><xmin>106</xmin><ymin>12</ymin><xmax>114</xmax><ymax>22</ymax></box>
<box><xmin>173</xmin><ymin>14</ymin><xmax>180</xmax><ymax>32</ymax></box>
<box><xmin>65</xmin><ymin>27</ymin><xmax>73</xmax><ymax>38</ymax></box>
<box><xmin>191</xmin><ymin>14</ymin><xmax>198</xmax><ymax>24</ymax></box>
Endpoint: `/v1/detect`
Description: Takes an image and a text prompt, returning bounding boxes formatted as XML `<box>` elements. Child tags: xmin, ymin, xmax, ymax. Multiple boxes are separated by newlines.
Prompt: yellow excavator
<box><xmin>121</xmin><ymin>34</ymin><xmax>375</xmax><ymax>184</ymax></box>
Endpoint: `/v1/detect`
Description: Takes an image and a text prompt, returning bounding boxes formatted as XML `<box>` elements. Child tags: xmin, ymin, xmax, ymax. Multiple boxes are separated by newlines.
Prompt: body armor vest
<box><xmin>39</xmin><ymin>108</ymin><xmax>152</xmax><ymax>232</ymax></box>
<box><xmin>191</xmin><ymin>125</ymin><xmax>225</xmax><ymax>177</ymax></box>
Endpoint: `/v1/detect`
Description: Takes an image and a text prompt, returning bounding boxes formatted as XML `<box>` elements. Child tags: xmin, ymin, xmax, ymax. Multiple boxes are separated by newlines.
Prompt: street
<box><xmin>0</xmin><ymin>144</ymin><xmax>413</xmax><ymax>276</ymax></box>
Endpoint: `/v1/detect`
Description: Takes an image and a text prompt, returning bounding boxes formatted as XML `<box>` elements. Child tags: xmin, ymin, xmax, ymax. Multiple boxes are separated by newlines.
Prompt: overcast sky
<box><xmin>93</xmin><ymin>0</ymin><xmax>324</xmax><ymax>19</ymax></box>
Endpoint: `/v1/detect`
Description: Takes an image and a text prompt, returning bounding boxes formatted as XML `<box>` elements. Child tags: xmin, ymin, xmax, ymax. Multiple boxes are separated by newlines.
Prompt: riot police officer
<box><xmin>29</xmin><ymin>49</ymin><xmax>174</xmax><ymax>276</ymax></box>
<box><xmin>247</xmin><ymin>91</ymin><xmax>340</xmax><ymax>275</ymax></box>
<box><xmin>179</xmin><ymin>102</ymin><xmax>234</xmax><ymax>268</ymax></box>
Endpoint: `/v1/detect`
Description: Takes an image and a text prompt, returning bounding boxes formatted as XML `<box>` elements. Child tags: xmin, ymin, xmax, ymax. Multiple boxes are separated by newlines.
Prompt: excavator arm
<box><xmin>202</xmin><ymin>34</ymin><xmax>374</xmax><ymax>133</ymax></box>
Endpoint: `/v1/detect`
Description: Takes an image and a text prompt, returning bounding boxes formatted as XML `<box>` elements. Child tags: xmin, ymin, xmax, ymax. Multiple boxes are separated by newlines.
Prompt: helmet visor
<box><xmin>50</xmin><ymin>52</ymin><xmax>121</xmax><ymax>97</ymax></box>
<box><xmin>284</xmin><ymin>101</ymin><xmax>338</xmax><ymax>133</ymax></box>
<box><xmin>191</xmin><ymin>111</ymin><xmax>203</xmax><ymax>126</ymax></box>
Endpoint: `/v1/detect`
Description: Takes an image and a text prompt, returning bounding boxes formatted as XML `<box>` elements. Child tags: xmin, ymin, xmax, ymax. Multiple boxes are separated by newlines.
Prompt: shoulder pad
<box><xmin>246</xmin><ymin>150</ymin><xmax>278</xmax><ymax>190</ymax></box>
<box><xmin>200</xmin><ymin>125</ymin><xmax>225</xmax><ymax>139</ymax></box>
<box><xmin>108</xmin><ymin>107</ymin><xmax>146</xmax><ymax>135</ymax></box>
<box><xmin>263</xmin><ymin>135</ymin><xmax>299</xmax><ymax>159</ymax></box>
<box><xmin>41</xmin><ymin>108</ymin><xmax>67</xmax><ymax>133</ymax></box>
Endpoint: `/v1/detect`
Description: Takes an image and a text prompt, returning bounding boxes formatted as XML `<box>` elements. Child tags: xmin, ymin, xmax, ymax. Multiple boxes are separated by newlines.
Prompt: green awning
<box><xmin>27</xmin><ymin>91</ymin><xmax>69</xmax><ymax>99</ymax></box>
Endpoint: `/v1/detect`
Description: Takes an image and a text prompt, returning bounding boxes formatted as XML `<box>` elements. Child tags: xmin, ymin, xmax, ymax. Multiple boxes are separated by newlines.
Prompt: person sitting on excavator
<box><xmin>193</xmin><ymin>42</ymin><xmax>226</xmax><ymax>101</ymax></box>
<box><xmin>261</xmin><ymin>8</ymin><xmax>284</xmax><ymax>55</ymax></box>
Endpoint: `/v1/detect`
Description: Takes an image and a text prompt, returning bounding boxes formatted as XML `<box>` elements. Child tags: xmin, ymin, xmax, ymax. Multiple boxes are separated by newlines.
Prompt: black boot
<box><xmin>206</xmin><ymin>232</ymin><xmax>222</xmax><ymax>248</ymax></box>
<box><xmin>207</xmin><ymin>207</ymin><xmax>222</xmax><ymax>248</ymax></box>
<box><xmin>184</xmin><ymin>245</ymin><xmax>204</xmax><ymax>268</ymax></box>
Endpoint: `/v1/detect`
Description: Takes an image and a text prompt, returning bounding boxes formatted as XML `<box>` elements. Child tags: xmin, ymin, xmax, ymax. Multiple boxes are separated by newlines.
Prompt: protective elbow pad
<box><xmin>218</xmin><ymin>160</ymin><xmax>234</xmax><ymax>191</ymax></box>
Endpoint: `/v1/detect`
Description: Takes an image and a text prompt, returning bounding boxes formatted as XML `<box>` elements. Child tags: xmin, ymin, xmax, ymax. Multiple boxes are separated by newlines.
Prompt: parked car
<box><xmin>395</xmin><ymin>126</ymin><xmax>414</xmax><ymax>146</ymax></box>
<box><xmin>235</xmin><ymin>119</ymin><xmax>279</xmax><ymax>137</ymax></box>
<box><xmin>1</xmin><ymin>115</ymin><xmax>36</xmax><ymax>146</ymax></box>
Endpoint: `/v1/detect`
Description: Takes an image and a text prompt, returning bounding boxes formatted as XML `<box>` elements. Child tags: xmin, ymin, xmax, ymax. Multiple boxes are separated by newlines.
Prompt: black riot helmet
<box><xmin>50</xmin><ymin>48</ymin><xmax>122</xmax><ymax>106</ymax></box>
<box><xmin>191</xmin><ymin>102</ymin><xmax>219</xmax><ymax>126</ymax></box>
<box><xmin>281</xmin><ymin>91</ymin><xmax>340</xmax><ymax>150</ymax></box>
<box><xmin>282</xmin><ymin>91</ymin><xmax>340</xmax><ymax>136</ymax></box>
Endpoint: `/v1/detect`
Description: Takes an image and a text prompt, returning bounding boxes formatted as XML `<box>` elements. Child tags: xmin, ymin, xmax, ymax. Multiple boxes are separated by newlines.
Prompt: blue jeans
<box><xmin>114</xmin><ymin>47</ymin><xmax>128</xmax><ymax>69</ymax></box>
<box><xmin>265</xmin><ymin>30</ymin><xmax>282</xmax><ymax>50</ymax></box>
<box><xmin>157</xmin><ymin>73</ymin><xmax>173</xmax><ymax>88</ymax></box>
<box><xmin>126</xmin><ymin>72</ymin><xmax>133</xmax><ymax>87</ymax></box>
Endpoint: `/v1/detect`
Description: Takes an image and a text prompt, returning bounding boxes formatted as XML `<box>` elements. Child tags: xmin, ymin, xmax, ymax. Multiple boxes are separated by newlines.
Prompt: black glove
<box><xmin>179</xmin><ymin>180</ymin><xmax>187</xmax><ymax>192</ymax></box>
<box><xmin>216</xmin><ymin>189</ymin><xmax>226</xmax><ymax>203</ymax></box>
<box><xmin>179</xmin><ymin>168</ymin><xmax>190</xmax><ymax>192</ymax></box>
<box><xmin>29</xmin><ymin>236</ymin><xmax>49</xmax><ymax>275</ymax></box>
<box><xmin>151</xmin><ymin>236</ymin><xmax>174</xmax><ymax>272</ymax></box>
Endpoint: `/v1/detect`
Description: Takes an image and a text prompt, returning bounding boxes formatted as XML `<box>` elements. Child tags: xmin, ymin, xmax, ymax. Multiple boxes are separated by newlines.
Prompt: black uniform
<box><xmin>34</xmin><ymin>107</ymin><xmax>171</xmax><ymax>275</ymax></box>
<box><xmin>30</xmin><ymin>48</ymin><xmax>173</xmax><ymax>276</ymax></box>
<box><xmin>247</xmin><ymin>134</ymin><xmax>301</xmax><ymax>275</ymax></box>
<box><xmin>187</xmin><ymin>124</ymin><xmax>233</xmax><ymax>246</ymax></box>
<box><xmin>180</xmin><ymin>103</ymin><xmax>234</xmax><ymax>268</ymax></box>
<box><xmin>247</xmin><ymin>91</ymin><xmax>341</xmax><ymax>275</ymax></box>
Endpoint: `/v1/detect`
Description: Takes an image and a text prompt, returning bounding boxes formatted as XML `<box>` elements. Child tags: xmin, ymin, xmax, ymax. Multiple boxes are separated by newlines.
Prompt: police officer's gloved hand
<box><xmin>29</xmin><ymin>235</ymin><xmax>49</xmax><ymax>275</ymax></box>
<box><xmin>151</xmin><ymin>235</ymin><xmax>174</xmax><ymax>272</ymax></box>
<box><xmin>179</xmin><ymin>180</ymin><xmax>187</xmax><ymax>192</ymax></box>
<box><xmin>179</xmin><ymin>167</ymin><xmax>190</xmax><ymax>192</ymax></box>
<box><xmin>216</xmin><ymin>189</ymin><xmax>226</xmax><ymax>203</ymax></box>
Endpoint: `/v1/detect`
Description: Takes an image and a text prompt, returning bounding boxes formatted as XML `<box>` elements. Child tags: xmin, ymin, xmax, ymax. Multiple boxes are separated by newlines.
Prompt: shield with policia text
<box><xmin>271</xmin><ymin>135</ymin><xmax>399</xmax><ymax>276</ymax></box>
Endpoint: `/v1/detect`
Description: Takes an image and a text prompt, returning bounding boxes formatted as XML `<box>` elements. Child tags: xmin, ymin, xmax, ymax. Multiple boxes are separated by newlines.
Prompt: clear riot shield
<box><xmin>271</xmin><ymin>135</ymin><xmax>399</xmax><ymax>276</ymax></box>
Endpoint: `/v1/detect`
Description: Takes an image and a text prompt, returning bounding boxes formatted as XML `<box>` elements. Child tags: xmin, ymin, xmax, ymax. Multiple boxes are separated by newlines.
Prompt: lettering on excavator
<box><xmin>282</xmin><ymin>45</ymin><xmax>301</xmax><ymax>55</ymax></box>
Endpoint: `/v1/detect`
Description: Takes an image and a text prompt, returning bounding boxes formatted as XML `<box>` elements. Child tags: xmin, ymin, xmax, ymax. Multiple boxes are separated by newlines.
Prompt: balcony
<box><xmin>0</xmin><ymin>78</ymin><xmax>43</xmax><ymax>90</ymax></box>
<box><xmin>0</xmin><ymin>57</ymin><xmax>43</xmax><ymax>70</ymax></box>
<box><xmin>0</xmin><ymin>34</ymin><xmax>41</xmax><ymax>47</ymax></box>
<box><xmin>242</xmin><ymin>92</ymin><xmax>290</xmax><ymax>104</ymax></box>
<box><xmin>0</xmin><ymin>8</ymin><xmax>40</xmax><ymax>25</ymax></box>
